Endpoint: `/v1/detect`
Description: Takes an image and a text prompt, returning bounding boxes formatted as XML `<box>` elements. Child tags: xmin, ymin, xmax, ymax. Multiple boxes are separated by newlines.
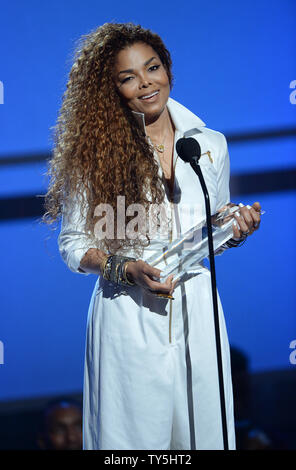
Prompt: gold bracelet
<box><xmin>123</xmin><ymin>261</ymin><xmax>135</xmax><ymax>286</ymax></box>
<box><xmin>100</xmin><ymin>254</ymin><xmax>110</xmax><ymax>275</ymax></box>
<box><xmin>115</xmin><ymin>262</ymin><xmax>120</xmax><ymax>283</ymax></box>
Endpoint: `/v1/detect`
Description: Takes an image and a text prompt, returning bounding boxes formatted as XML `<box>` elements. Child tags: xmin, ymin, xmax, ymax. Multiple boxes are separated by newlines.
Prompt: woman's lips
<box><xmin>138</xmin><ymin>90</ymin><xmax>160</xmax><ymax>102</ymax></box>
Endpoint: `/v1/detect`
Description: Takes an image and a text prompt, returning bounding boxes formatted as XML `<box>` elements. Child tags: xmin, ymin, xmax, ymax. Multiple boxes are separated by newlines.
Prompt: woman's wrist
<box><xmin>101</xmin><ymin>255</ymin><xmax>136</xmax><ymax>286</ymax></box>
<box><xmin>79</xmin><ymin>248</ymin><xmax>109</xmax><ymax>275</ymax></box>
<box><xmin>225</xmin><ymin>236</ymin><xmax>247</xmax><ymax>248</ymax></box>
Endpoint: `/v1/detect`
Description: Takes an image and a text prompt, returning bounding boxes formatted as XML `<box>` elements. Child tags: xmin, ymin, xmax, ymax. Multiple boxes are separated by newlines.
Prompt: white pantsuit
<box><xmin>58</xmin><ymin>97</ymin><xmax>236</xmax><ymax>450</ymax></box>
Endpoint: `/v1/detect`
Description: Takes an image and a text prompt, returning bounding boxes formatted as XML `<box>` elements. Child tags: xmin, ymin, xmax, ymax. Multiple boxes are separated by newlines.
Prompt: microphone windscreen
<box><xmin>176</xmin><ymin>137</ymin><xmax>201</xmax><ymax>163</ymax></box>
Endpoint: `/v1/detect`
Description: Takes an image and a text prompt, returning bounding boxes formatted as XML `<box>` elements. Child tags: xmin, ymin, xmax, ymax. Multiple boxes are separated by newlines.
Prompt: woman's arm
<box><xmin>79</xmin><ymin>248</ymin><xmax>107</xmax><ymax>275</ymax></box>
<box><xmin>214</xmin><ymin>133</ymin><xmax>261</xmax><ymax>248</ymax></box>
<box><xmin>58</xmin><ymin>191</ymin><xmax>100</xmax><ymax>275</ymax></box>
<box><xmin>80</xmin><ymin>250</ymin><xmax>176</xmax><ymax>296</ymax></box>
<box><xmin>59</xmin><ymin>192</ymin><xmax>177</xmax><ymax>295</ymax></box>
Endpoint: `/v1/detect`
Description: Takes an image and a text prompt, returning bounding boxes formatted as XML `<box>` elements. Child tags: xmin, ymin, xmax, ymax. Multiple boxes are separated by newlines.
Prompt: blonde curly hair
<box><xmin>42</xmin><ymin>22</ymin><xmax>174</xmax><ymax>255</ymax></box>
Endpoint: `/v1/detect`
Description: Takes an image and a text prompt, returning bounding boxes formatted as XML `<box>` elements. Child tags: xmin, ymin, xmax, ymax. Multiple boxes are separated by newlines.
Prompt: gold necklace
<box><xmin>147</xmin><ymin>125</ymin><xmax>170</xmax><ymax>154</ymax></box>
<box><xmin>155</xmin><ymin>143</ymin><xmax>165</xmax><ymax>153</ymax></box>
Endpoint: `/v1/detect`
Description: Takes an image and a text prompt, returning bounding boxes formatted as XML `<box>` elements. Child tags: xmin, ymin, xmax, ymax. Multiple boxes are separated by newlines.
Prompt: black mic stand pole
<box><xmin>189</xmin><ymin>156</ymin><xmax>229</xmax><ymax>451</ymax></box>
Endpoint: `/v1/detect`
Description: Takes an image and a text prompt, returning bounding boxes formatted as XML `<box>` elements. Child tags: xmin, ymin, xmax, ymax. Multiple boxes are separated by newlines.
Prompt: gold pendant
<box><xmin>156</xmin><ymin>144</ymin><xmax>164</xmax><ymax>153</ymax></box>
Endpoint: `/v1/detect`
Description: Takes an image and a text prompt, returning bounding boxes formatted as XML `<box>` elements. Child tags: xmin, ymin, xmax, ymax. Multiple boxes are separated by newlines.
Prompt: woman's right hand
<box><xmin>126</xmin><ymin>260</ymin><xmax>178</xmax><ymax>297</ymax></box>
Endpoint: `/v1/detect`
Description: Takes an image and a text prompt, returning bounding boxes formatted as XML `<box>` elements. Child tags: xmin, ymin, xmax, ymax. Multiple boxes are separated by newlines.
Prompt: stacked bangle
<box><xmin>100</xmin><ymin>254</ymin><xmax>109</xmax><ymax>275</ymax></box>
<box><xmin>101</xmin><ymin>255</ymin><xmax>136</xmax><ymax>286</ymax></box>
<box><xmin>123</xmin><ymin>261</ymin><xmax>135</xmax><ymax>286</ymax></box>
<box><xmin>224</xmin><ymin>236</ymin><xmax>248</xmax><ymax>248</ymax></box>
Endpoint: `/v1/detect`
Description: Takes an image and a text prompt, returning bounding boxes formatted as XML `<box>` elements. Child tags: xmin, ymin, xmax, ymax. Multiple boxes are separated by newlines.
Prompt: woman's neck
<box><xmin>145</xmin><ymin>106</ymin><xmax>175</xmax><ymax>141</ymax></box>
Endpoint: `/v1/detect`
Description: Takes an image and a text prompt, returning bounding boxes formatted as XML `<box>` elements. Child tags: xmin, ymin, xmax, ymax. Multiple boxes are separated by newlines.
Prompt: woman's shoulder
<box><xmin>167</xmin><ymin>97</ymin><xmax>227</xmax><ymax>148</ymax></box>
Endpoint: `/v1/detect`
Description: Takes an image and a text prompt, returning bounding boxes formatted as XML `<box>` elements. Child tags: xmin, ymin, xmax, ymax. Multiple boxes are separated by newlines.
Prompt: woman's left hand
<box><xmin>232</xmin><ymin>201</ymin><xmax>261</xmax><ymax>239</ymax></box>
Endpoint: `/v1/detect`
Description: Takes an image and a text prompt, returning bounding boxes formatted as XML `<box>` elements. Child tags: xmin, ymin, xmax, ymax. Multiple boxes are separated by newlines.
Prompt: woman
<box><xmin>44</xmin><ymin>22</ymin><xmax>261</xmax><ymax>450</ymax></box>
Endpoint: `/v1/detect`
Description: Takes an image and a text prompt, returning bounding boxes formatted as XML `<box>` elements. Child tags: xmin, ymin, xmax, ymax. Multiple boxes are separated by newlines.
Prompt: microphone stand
<box><xmin>189</xmin><ymin>156</ymin><xmax>229</xmax><ymax>451</ymax></box>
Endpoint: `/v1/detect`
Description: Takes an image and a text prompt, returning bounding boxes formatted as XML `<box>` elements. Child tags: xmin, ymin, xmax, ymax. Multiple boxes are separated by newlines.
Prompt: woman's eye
<box><xmin>121</xmin><ymin>76</ymin><xmax>133</xmax><ymax>84</ymax></box>
<box><xmin>149</xmin><ymin>65</ymin><xmax>160</xmax><ymax>72</ymax></box>
<box><xmin>119</xmin><ymin>65</ymin><xmax>160</xmax><ymax>85</ymax></box>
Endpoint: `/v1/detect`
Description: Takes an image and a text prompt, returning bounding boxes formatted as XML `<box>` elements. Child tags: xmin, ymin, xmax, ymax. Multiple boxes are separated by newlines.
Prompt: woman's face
<box><xmin>114</xmin><ymin>42</ymin><xmax>170</xmax><ymax>123</ymax></box>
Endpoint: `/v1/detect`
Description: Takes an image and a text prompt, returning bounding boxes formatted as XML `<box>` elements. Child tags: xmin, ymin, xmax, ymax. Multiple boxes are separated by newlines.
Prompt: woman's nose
<box><xmin>139</xmin><ymin>74</ymin><xmax>151</xmax><ymax>88</ymax></box>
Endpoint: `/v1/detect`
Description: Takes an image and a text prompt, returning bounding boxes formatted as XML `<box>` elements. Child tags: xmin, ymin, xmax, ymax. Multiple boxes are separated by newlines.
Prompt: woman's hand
<box><xmin>126</xmin><ymin>260</ymin><xmax>178</xmax><ymax>297</ymax></box>
<box><xmin>232</xmin><ymin>202</ymin><xmax>261</xmax><ymax>239</ymax></box>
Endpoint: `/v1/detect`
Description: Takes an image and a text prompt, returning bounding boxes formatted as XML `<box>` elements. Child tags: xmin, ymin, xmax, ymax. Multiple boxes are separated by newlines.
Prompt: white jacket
<box><xmin>58</xmin><ymin>97</ymin><xmax>235</xmax><ymax>450</ymax></box>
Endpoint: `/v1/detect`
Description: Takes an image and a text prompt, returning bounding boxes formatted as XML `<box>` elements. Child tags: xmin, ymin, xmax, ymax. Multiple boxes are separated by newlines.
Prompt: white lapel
<box><xmin>131</xmin><ymin>97</ymin><xmax>207</xmax><ymax>172</ymax></box>
<box><xmin>131</xmin><ymin>97</ymin><xmax>206</xmax><ymax>136</ymax></box>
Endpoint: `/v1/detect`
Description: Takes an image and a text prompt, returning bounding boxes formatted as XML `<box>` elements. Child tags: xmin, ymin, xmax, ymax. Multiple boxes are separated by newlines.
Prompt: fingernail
<box><xmin>233</xmin><ymin>220</ymin><xmax>238</xmax><ymax>227</ymax></box>
<box><xmin>235</xmin><ymin>211</ymin><xmax>240</xmax><ymax>218</ymax></box>
<box><xmin>246</xmin><ymin>205</ymin><xmax>252</xmax><ymax>209</ymax></box>
<box><xmin>239</xmin><ymin>203</ymin><xmax>244</xmax><ymax>208</ymax></box>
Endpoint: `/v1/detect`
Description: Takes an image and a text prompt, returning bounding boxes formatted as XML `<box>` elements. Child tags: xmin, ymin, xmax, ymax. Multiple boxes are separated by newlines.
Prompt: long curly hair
<box><xmin>43</xmin><ymin>22</ymin><xmax>173</xmax><ymax>255</ymax></box>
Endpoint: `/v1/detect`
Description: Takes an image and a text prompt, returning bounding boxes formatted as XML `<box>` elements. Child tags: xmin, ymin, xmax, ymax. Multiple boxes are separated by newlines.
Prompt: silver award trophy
<box><xmin>146</xmin><ymin>203</ymin><xmax>265</xmax><ymax>283</ymax></box>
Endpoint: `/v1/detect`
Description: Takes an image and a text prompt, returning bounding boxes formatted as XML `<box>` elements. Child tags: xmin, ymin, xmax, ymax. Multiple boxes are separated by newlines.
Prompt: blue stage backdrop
<box><xmin>0</xmin><ymin>0</ymin><xmax>295</xmax><ymax>401</ymax></box>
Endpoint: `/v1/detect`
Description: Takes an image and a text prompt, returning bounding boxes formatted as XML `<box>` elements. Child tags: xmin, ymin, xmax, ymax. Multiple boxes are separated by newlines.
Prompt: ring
<box><xmin>241</xmin><ymin>230</ymin><xmax>249</xmax><ymax>236</ymax></box>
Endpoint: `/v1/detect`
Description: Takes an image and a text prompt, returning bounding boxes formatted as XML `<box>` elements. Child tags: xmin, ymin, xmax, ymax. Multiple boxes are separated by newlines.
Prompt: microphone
<box><xmin>176</xmin><ymin>137</ymin><xmax>201</xmax><ymax>164</ymax></box>
<box><xmin>176</xmin><ymin>137</ymin><xmax>229</xmax><ymax>450</ymax></box>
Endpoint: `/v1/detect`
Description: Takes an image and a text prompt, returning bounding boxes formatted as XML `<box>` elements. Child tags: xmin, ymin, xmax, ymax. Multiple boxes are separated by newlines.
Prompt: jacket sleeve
<box><xmin>214</xmin><ymin>133</ymin><xmax>232</xmax><ymax>256</ymax></box>
<box><xmin>58</xmin><ymin>192</ymin><xmax>99</xmax><ymax>275</ymax></box>
<box><xmin>215</xmin><ymin>132</ymin><xmax>230</xmax><ymax>212</ymax></box>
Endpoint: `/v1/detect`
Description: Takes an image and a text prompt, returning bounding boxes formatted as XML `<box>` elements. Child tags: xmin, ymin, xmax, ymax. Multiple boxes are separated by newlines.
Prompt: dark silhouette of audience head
<box><xmin>230</xmin><ymin>346</ymin><xmax>274</xmax><ymax>450</ymax></box>
<box><xmin>37</xmin><ymin>397</ymin><xmax>82</xmax><ymax>450</ymax></box>
<box><xmin>230</xmin><ymin>345</ymin><xmax>251</xmax><ymax>422</ymax></box>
